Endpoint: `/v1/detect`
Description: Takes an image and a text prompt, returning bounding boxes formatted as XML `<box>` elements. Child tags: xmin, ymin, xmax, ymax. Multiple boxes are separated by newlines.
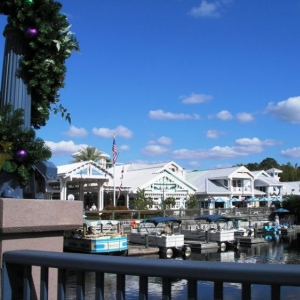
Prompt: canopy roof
<box><xmin>145</xmin><ymin>216</ymin><xmax>182</xmax><ymax>226</ymax></box>
<box><xmin>194</xmin><ymin>214</ymin><xmax>230</xmax><ymax>223</ymax></box>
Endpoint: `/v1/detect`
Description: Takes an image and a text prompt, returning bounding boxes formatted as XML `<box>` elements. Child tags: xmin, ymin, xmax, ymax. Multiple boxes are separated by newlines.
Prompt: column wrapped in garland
<box><xmin>0</xmin><ymin>0</ymin><xmax>80</xmax><ymax>198</ymax></box>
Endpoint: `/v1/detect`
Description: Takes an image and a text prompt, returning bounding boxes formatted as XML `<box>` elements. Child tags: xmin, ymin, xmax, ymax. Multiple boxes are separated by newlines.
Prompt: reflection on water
<box><xmin>66</xmin><ymin>233</ymin><xmax>300</xmax><ymax>300</ymax></box>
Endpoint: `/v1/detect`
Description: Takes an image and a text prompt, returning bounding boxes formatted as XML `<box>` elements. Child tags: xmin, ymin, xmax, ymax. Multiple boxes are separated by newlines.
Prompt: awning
<box><xmin>194</xmin><ymin>215</ymin><xmax>230</xmax><ymax>223</ymax></box>
<box><xmin>145</xmin><ymin>217</ymin><xmax>182</xmax><ymax>226</ymax></box>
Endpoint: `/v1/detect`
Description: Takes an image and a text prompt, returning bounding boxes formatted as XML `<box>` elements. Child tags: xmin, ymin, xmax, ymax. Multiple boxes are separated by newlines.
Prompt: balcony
<box><xmin>2</xmin><ymin>249</ymin><xmax>300</xmax><ymax>300</ymax></box>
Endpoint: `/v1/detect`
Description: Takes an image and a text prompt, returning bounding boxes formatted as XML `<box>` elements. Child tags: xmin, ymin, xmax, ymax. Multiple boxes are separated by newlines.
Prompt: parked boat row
<box><xmin>64</xmin><ymin>214</ymin><xmax>298</xmax><ymax>258</ymax></box>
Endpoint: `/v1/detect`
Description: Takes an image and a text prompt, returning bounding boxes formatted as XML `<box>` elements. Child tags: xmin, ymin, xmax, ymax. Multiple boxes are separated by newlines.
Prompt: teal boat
<box><xmin>64</xmin><ymin>220</ymin><xmax>128</xmax><ymax>255</ymax></box>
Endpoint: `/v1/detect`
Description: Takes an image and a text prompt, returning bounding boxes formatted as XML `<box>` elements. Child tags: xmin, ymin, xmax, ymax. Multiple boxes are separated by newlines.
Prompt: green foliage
<box><xmin>185</xmin><ymin>194</ymin><xmax>198</xmax><ymax>209</ymax></box>
<box><xmin>162</xmin><ymin>197</ymin><xmax>176</xmax><ymax>209</ymax></box>
<box><xmin>0</xmin><ymin>0</ymin><xmax>80</xmax><ymax>128</ymax></box>
<box><xmin>238</xmin><ymin>157</ymin><xmax>300</xmax><ymax>182</ymax></box>
<box><xmin>72</xmin><ymin>146</ymin><xmax>106</xmax><ymax>163</ymax></box>
<box><xmin>0</xmin><ymin>104</ymin><xmax>52</xmax><ymax>186</ymax></box>
<box><xmin>282</xmin><ymin>195</ymin><xmax>300</xmax><ymax>224</ymax></box>
<box><xmin>133</xmin><ymin>188</ymin><xmax>154</xmax><ymax>210</ymax></box>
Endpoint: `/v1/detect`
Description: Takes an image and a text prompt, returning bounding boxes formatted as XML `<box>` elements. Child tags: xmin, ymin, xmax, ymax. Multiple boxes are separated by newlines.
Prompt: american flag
<box><xmin>117</xmin><ymin>183</ymin><xmax>122</xmax><ymax>199</ymax></box>
<box><xmin>112</xmin><ymin>135</ymin><xmax>117</xmax><ymax>164</ymax></box>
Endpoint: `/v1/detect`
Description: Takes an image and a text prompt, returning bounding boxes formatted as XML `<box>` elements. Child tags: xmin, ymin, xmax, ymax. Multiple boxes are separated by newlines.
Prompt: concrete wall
<box><xmin>0</xmin><ymin>198</ymin><xmax>83</xmax><ymax>299</ymax></box>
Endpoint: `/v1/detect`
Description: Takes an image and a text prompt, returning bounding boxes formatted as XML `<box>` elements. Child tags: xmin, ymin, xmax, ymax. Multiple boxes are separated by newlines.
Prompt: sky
<box><xmin>1</xmin><ymin>0</ymin><xmax>300</xmax><ymax>170</ymax></box>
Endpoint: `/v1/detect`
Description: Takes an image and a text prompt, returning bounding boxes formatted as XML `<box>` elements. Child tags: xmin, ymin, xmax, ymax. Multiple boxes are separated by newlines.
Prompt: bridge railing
<box><xmin>2</xmin><ymin>249</ymin><xmax>300</xmax><ymax>300</ymax></box>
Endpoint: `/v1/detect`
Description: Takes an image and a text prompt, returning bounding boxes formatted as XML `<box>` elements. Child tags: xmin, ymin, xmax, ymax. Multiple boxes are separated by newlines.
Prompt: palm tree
<box><xmin>72</xmin><ymin>146</ymin><xmax>106</xmax><ymax>163</ymax></box>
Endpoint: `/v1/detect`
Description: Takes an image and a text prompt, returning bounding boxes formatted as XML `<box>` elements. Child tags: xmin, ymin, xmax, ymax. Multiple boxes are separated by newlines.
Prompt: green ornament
<box><xmin>25</xmin><ymin>0</ymin><xmax>34</xmax><ymax>4</ymax></box>
<box><xmin>2</xmin><ymin>161</ymin><xmax>18</xmax><ymax>173</ymax></box>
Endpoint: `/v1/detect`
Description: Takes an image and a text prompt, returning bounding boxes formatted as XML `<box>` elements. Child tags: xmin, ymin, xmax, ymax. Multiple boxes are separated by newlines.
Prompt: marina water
<box><xmin>66</xmin><ymin>233</ymin><xmax>300</xmax><ymax>299</ymax></box>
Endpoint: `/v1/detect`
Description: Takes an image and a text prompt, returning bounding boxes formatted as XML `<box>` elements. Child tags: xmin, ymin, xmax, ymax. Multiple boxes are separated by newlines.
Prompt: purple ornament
<box><xmin>25</xmin><ymin>28</ymin><xmax>38</xmax><ymax>38</ymax></box>
<box><xmin>15</xmin><ymin>149</ymin><xmax>28</xmax><ymax>162</ymax></box>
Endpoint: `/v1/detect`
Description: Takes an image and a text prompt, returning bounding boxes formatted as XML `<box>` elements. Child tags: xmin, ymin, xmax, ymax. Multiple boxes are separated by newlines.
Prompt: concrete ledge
<box><xmin>0</xmin><ymin>198</ymin><xmax>83</xmax><ymax>299</ymax></box>
<box><xmin>0</xmin><ymin>198</ymin><xmax>83</xmax><ymax>234</ymax></box>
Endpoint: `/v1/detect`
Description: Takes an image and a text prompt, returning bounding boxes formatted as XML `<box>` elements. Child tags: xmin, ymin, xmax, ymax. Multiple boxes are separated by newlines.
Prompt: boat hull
<box><xmin>64</xmin><ymin>235</ymin><xmax>128</xmax><ymax>255</ymax></box>
<box><xmin>182</xmin><ymin>229</ymin><xmax>235</xmax><ymax>243</ymax></box>
<box><xmin>129</xmin><ymin>232</ymin><xmax>185</xmax><ymax>248</ymax></box>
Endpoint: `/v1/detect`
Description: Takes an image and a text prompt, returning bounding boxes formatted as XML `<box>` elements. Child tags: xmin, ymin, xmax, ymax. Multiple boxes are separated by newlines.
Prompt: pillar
<box><xmin>0</xmin><ymin>25</ymin><xmax>31</xmax><ymax>128</ymax></box>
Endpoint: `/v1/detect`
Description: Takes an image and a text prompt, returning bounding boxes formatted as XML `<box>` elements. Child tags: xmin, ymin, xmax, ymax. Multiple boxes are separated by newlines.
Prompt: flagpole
<box><xmin>113</xmin><ymin>163</ymin><xmax>115</xmax><ymax>206</ymax></box>
<box><xmin>112</xmin><ymin>134</ymin><xmax>117</xmax><ymax>207</ymax></box>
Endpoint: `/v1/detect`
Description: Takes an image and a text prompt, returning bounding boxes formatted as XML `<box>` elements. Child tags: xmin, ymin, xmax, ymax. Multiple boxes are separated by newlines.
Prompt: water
<box><xmin>66</xmin><ymin>233</ymin><xmax>300</xmax><ymax>299</ymax></box>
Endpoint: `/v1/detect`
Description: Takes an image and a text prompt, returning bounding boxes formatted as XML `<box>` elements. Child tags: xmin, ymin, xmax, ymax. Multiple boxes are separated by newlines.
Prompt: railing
<box><xmin>85</xmin><ymin>207</ymin><xmax>274</xmax><ymax>220</ymax></box>
<box><xmin>2</xmin><ymin>250</ymin><xmax>300</xmax><ymax>300</ymax></box>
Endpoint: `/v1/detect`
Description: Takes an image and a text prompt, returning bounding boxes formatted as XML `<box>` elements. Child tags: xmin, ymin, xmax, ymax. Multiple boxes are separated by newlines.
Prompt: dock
<box><xmin>184</xmin><ymin>240</ymin><xmax>219</xmax><ymax>250</ymax></box>
<box><xmin>236</xmin><ymin>236</ymin><xmax>266</xmax><ymax>245</ymax></box>
<box><xmin>128</xmin><ymin>244</ymin><xmax>159</xmax><ymax>256</ymax></box>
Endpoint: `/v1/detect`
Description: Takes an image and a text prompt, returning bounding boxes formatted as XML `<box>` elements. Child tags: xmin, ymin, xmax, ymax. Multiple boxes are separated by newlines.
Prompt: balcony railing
<box><xmin>2</xmin><ymin>249</ymin><xmax>300</xmax><ymax>300</ymax></box>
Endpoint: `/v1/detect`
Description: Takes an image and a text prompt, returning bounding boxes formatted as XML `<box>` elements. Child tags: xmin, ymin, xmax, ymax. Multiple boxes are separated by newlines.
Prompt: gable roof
<box><xmin>252</xmin><ymin>170</ymin><xmax>283</xmax><ymax>186</ymax></box>
<box><xmin>185</xmin><ymin>166</ymin><xmax>254</xmax><ymax>193</ymax></box>
<box><xmin>57</xmin><ymin>161</ymin><xmax>112</xmax><ymax>180</ymax></box>
<box><xmin>106</xmin><ymin>161</ymin><xmax>196</xmax><ymax>193</ymax></box>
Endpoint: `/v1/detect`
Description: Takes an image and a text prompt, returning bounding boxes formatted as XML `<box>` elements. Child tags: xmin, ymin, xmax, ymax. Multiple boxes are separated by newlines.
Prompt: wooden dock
<box><xmin>128</xmin><ymin>244</ymin><xmax>159</xmax><ymax>256</ymax></box>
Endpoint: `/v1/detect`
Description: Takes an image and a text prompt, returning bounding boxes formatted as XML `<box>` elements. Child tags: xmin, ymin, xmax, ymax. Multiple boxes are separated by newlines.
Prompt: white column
<box><xmin>60</xmin><ymin>178</ymin><xmax>67</xmax><ymax>200</ymax></box>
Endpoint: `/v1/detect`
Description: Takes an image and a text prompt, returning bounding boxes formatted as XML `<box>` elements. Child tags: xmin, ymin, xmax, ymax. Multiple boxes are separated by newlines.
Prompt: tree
<box><xmin>185</xmin><ymin>194</ymin><xmax>198</xmax><ymax>209</ymax></box>
<box><xmin>162</xmin><ymin>197</ymin><xmax>176</xmax><ymax>209</ymax></box>
<box><xmin>259</xmin><ymin>158</ymin><xmax>280</xmax><ymax>170</ymax></box>
<box><xmin>133</xmin><ymin>188</ymin><xmax>154</xmax><ymax>210</ymax></box>
<box><xmin>282</xmin><ymin>195</ymin><xmax>300</xmax><ymax>224</ymax></box>
<box><xmin>72</xmin><ymin>146</ymin><xmax>106</xmax><ymax>163</ymax></box>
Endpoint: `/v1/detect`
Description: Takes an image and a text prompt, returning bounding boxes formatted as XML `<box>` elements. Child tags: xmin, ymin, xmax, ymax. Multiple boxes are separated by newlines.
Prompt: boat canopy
<box><xmin>85</xmin><ymin>220</ymin><xmax>120</xmax><ymax>226</ymax></box>
<box><xmin>194</xmin><ymin>215</ymin><xmax>230</xmax><ymax>223</ymax></box>
<box><xmin>145</xmin><ymin>216</ymin><xmax>182</xmax><ymax>226</ymax></box>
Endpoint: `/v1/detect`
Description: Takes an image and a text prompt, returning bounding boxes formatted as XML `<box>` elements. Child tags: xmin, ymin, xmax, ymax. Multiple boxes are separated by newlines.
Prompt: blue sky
<box><xmin>1</xmin><ymin>0</ymin><xmax>300</xmax><ymax>170</ymax></box>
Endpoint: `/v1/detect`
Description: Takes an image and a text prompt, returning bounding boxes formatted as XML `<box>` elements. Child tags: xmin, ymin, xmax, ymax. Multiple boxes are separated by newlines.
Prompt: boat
<box><xmin>64</xmin><ymin>220</ymin><xmax>128</xmax><ymax>255</ymax></box>
<box><xmin>181</xmin><ymin>215</ymin><xmax>236</xmax><ymax>246</ymax></box>
<box><xmin>129</xmin><ymin>216</ymin><xmax>191</xmax><ymax>259</ymax></box>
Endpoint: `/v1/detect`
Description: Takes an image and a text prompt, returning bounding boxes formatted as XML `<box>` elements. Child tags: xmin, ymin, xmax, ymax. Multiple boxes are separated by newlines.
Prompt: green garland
<box><xmin>0</xmin><ymin>104</ymin><xmax>52</xmax><ymax>186</ymax></box>
<box><xmin>0</xmin><ymin>0</ymin><xmax>80</xmax><ymax>129</ymax></box>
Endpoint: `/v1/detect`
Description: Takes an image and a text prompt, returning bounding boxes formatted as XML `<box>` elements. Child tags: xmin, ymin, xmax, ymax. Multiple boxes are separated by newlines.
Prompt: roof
<box><xmin>194</xmin><ymin>215</ymin><xmax>230</xmax><ymax>223</ymax></box>
<box><xmin>106</xmin><ymin>161</ymin><xmax>197</xmax><ymax>192</ymax></box>
<box><xmin>283</xmin><ymin>181</ymin><xmax>300</xmax><ymax>195</ymax></box>
<box><xmin>57</xmin><ymin>161</ymin><xmax>112</xmax><ymax>179</ymax></box>
<box><xmin>144</xmin><ymin>216</ymin><xmax>182</xmax><ymax>226</ymax></box>
<box><xmin>186</xmin><ymin>166</ymin><xmax>253</xmax><ymax>194</ymax></box>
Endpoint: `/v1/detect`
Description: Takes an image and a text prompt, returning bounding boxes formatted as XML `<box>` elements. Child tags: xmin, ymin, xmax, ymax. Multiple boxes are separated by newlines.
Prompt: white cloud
<box><xmin>188</xmin><ymin>161</ymin><xmax>202</xmax><ymax>167</ymax></box>
<box><xmin>119</xmin><ymin>144</ymin><xmax>130</xmax><ymax>151</ymax></box>
<box><xmin>189</xmin><ymin>0</ymin><xmax>232</xmax><ymax>18</ymax></box>
<box><xmin>172</xmin><ymin>146</ymin><xmax>244</xmax><ymax>160</ymax></box>
<box><xmin>46</xmin><ymin>140</ymin><xmax>88</xmax><ymax>157</ymax></box>
<box><xmin>158</xmin><ymin>136</ymin><xmax>172</xmax><ymax>145</ymax></box>
<box><xmin>189</xmin><ymin>0</ymin><xmax>220</xmax><ymax>18</ymax></box>
<box><xmin>281</xmin><ymin>147</ymin><xmax>300</xmax><ymax>158</ymax></box>
<box><xmin>181</xmin><ymin>93</ymin><xmax>212</xmax><ymax>104</ymax></box>
<box><xmin>206</xmin><ymin>129</ymin><xmax>225</xmax><ymax>139</ymax></box>
<box><xmin>141</xmin><ymin>145</ymin><xmax>169</xmax><ymax>156</ymax></box>
<box><xmin>265</xmin><ymin>96</ymin><xmax>300</xmax><ymax>124</ymax></box>
<box><xmin>236</xmin><ymin>112</ymin><xmax>254</xmax><ymax>123</ymax></box>
<box><xmin>171</xmin><ymin>137</ymin><xmax>279</xmax><ymax>161</ymax></box>
<box><xmin>92</xmin><ymin>125</ymin><xmax>133</xmax><ymax>139</ymax></box>
<box><xmin>149</xmin><ymin>109</ymin><xmax>200</xmax><ymax>120</ymax></box>
<box><xmin>216</xmin><ymin>110</ymin><xmax>233</xmax><ymax>121</ymax></box>
<box><xmin>63</xmin><ymin>125</ymin><xmax>88</xmax><ymax>138</ymax></box>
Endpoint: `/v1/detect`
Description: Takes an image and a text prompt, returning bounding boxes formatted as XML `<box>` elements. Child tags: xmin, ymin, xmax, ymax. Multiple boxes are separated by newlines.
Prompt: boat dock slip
<box><xmin>185</xmin><ymin>240</ymin><xmax>219</xmax><ymax>250</ymax></box>
<box><xmin>236</xmin><ymin>237</ymin><xmax>267</xmax><ymax>244</ymax></box>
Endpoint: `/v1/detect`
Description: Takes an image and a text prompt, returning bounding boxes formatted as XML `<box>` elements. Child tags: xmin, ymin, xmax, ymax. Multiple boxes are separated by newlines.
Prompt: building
<box><xmin>105</xmin><ymin>161</ymin><xmax>197</xmax><ymax>209</ymax></box>
<box><xmin>47</xmin><ymin>160</ymin><xmax>297</xmax><ymax>210</ymax></box>
<box><xmin>49</xmin><ymin>160</ymin><xmax>112</xmax><ymax>209</ymax></box>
